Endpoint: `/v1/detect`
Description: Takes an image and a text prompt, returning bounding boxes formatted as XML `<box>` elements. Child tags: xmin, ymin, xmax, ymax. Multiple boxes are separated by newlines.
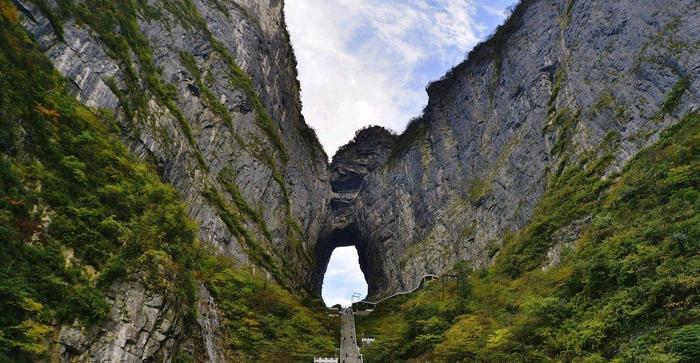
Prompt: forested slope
<box><xmin>0</xmin><ymin>4</ymin><xmax>335</xmax><ymax>361</ymax></box>
<box><xmin>357</xmin><ymin>113</ymin><xmax>700</xmax><ymax>362</ymax></box>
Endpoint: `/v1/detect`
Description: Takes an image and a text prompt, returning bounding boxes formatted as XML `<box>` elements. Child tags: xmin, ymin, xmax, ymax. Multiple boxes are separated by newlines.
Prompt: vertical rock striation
<box><xmin>12</xmin><ymin>0</ymin><xmax>700</xmax><ymax>358</ymax></box>
<box><xmin>313</xmin><ymin>126</ymin><xmax>395</xmax><ymax>295</ymax></box>
<box><xmin>321</xmin><ymin>0</ymin><xmax>700</xmax><ymax>298</ymax></box>
<box><xmin>15</xmin><ymin>0</ymin><xmax>328</xmax><ymax>360</ymax></box>
<box><xmin>17</xmin><ymin>0</ymin><xmax>329</xmax><ymax>289</ymax></box>
<box><xmin>57</xmin><ymin>282</ymin><xmax>184</xmax><ymax>363</ymax></box>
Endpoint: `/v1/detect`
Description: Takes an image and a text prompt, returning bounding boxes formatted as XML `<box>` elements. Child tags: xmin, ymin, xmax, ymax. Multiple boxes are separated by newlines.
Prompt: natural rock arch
<box><xmin>311</xmin><ymin>126</ymin><xmax>396</xmax><ymax>298</ymax></box>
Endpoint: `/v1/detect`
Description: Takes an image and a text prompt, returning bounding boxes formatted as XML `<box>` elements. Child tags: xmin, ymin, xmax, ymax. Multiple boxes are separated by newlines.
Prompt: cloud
<box><xmin>479</xmin><ymin>2</ymin><xmax>512</xmax><ymax>18</ymax></box>
<box><xmin>285</xmin><ymin>0</ymin><xmax>499</xmax><ymax>157</ymax></box>
<box><xmin>285</xmin><ymin>1</ymin><xmax>518</xmax><ymax>305</ymax></box>
<box><xmin>321</xmin><ymin>246</ymin><xmax>367</xmax><ymax>307</ymax></box>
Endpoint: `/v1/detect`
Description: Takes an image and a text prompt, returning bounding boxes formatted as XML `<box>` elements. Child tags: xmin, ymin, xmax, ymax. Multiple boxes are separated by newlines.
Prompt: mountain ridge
<box><xmin>2</xmin><ymin>0</ymin><xmax>699</xmax><ymax>361</ymax></box>
<box><xmin>323</xmin><ymin>0</ymin><xmax>699</xmax><ymax>298</ymax></box>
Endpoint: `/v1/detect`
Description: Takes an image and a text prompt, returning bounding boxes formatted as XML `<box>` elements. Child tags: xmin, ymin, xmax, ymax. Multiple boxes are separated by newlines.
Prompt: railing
<box><xmin>358</xmin><ymin>274</ymin><xmax>438</xmax><ymax>306</ymax></box>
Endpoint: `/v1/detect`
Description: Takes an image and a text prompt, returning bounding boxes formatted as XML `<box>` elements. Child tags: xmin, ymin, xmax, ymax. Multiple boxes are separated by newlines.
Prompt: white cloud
<box><xmin>285</xmin><ymin>0</ymin><xmax>489</xmax><ymax>157</ymax></box>
<box><xmin>285</xmin><ymin>1</ymin><xmax>517</xmax><ymax>304</ymax></box>
<box><xmin>479</xmin><ymin>3</ymin><xmax>511</xmax><ymax>18</ymax></box>
<box><xmin>321</xmin><ymin>246</ymin><xmax>367</xmax><ymax>307</ymax></box>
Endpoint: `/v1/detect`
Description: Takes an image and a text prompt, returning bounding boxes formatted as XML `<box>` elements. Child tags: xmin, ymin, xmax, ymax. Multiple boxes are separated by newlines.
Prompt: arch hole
<box><xmin>321</xmin><ymin>246</ymin><xmax>367</xmax><ymax>307</ymax></box>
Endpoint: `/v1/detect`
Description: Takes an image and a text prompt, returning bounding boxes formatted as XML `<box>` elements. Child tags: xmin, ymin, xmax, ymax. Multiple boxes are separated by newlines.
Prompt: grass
<box><xmin>548</xmin><ymin>108</ymin><xmax>580</xmax><ymax>156</ymax></box>
<box><xmin>468</xmin><ymin>177</ymin><xmax>492</xmax><ymax>204</ymax></box>
<box><xmin>179</xmin><ymin>52</ymin><xmax>233</xmax><ymax>128</ymax></box>
<box><xmin>41</xmin><ymin>0</ymin><xmax>315</xmax><ymax>281</ymax></box>
<box><xmin>561</xmin><ymin>0</ymin><xmax>576</xmax><ymax>29</ymax></box>
<box><xmin>661</xmin><ymin>76</ymin><xmax>691</xmax><ymax>115</ymax></box>
<box><xmin>357</xmin><ymin>112</ymin><xmax>700</xmax><ymax>362</ymax></box>
<box><xmin>201</xmin><ymin>187</ymin><xmax>281</xmax><ymax>279</ymax></box>
<box><xmin>0</xmin><ymin>7</ymin><xmax>199</xmax><ymax>358</ymax></box>
<box><xmin>388</xmin><ymin>116</ymin><xmax>429</xmax><ymax>162</ymax></box>
<box><xmin>426</xmin><ymin>0</ymin><xmax>538</xmax><ymax>97</ymax></box>
<box><xmin>218</xmin><ymin>169</ymin><xmax>272</xmax><ymax>242</ymax></box>
<box><xmin>209</xmin><ymin>39</ymin><xmax>289</xmax><ymax>163</ymax></box>
<box><xmin>190</xmin><ymin>252</ymin><xmax>337</xmax><ymax>362</ymax></box>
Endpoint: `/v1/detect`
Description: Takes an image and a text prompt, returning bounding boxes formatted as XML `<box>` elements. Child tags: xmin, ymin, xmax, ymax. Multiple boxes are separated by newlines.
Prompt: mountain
<box><xmin>2</xmin><ymin>0</ymin><xmax>335</xmax><ymax>361</ymax></box>
<box><xmin>1</xmin><ymin>0</ymin><xmax>699</xmax><ymax>361</ymax></box>
<box><xmin>16</xmin><ymin>0</ymin><xmax>330</xmax><ymax>290</ymax></box>
<box><xmin>323</xmin><ymin>0</ymin><xmax>700</xmax><ymax>298</ymax></box>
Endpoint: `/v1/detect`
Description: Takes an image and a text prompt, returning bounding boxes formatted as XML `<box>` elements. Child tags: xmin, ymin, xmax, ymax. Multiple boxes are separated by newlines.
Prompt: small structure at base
<box><xmin>314</xmin><ymin>357</ymin><xmax>338</xmax><ymax>363</ymax></box>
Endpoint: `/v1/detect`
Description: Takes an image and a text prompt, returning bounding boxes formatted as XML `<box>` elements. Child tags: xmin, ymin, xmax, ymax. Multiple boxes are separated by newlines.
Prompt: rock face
<box><xmin>313</xmin><ymin>127</ymin><xmax>395</xmax><ymax>293</ymax></box>
<box><xmin>58</xmin><ymin>282</ymin><xmax>184</xmax><ymax>362</ymax></box>
<box><xmin>17</xmin><ymin>0</ymin><xmax>329</xmax><ymax>289</ymax></box>
<box><xmin>319</xmin><ymin>0</ymin><xmax>700</xmax><ymax>298</ymax></box>
<box><xmin>16</xmin><ymin>0</ymin><xmax>328</xmax><ymax>360</ymax></box>
<box><xmin>14</xmin><ymin>0</ymin><xmax>700</xmax><ymax>358</ymax></box>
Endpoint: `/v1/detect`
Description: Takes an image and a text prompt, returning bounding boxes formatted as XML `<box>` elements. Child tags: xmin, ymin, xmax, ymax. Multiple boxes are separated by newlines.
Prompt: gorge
<box><xmin>1</xmin><ymin>0</ymin><xmax>699</xmax><ymax>362</ymax></box>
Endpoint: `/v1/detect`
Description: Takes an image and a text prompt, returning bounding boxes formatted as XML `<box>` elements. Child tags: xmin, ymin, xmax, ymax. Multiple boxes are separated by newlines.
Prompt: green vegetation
<box><xmin>218</xmin><ymin>169</ymin><xmax>272</xmax><ymax>241</ymax></box>
<box><xmin>179</xmin><ymin>52</ymin><xmax>233</xmax><ymax>128</ymax></box>
<box><xmin>547</xmin><ymin>72</ymin><xmax>564</xmax><ymax>116</ymax></box>
<box><xmin>426</xmin><ymin>0</ymin><xmax>537</xmax><ymax>96</ymax></box>
<box><xmin>39</xmin><ymin>0</ymin><xmax>306</xmax><ymax>280</ymax></box>
<box><xmin>661</xmin><ymin>76</ymin><xmax>690</xmax><ymax>115</ymax></box>
<box><xmin>201</xmin><ymin>187</ymin><xmax>281</xmax><ymax>279</ymax></box>
<box><xmin>208</xmin><ymin>38</ymin><xmax>288</xmax><ymax>163</ymax></box>
<box><xmin>468</xmin><ymin>177</ymin><xmax>492</xmax><ymax>204</ymax></box>
<box><xmin>196</xmin><ymin>253</ymin><xmax>337</xmax><ymax>362</ymax></box>
<box><xmin>562</xmin><ymin>0</ymin><xmax>576</xmax><ymax>29</ymax></box>
<box><xmin>46</xmin><ymin>0</ymin><xmax>210</xmax><ymax>169</ymax></box>
<box><xmin>39</xmin><ymin>0</ymin><xmax>293</xmax><ymax>167</ymax></box>
<box><xmin>548</xmin><ymin>108</ymin><xmax>580</xmax><ymax>156</ymax></box>
<box><xmin>357</xmin><ymin>113</ymin><xmax>700</xmax><ymax>362</ymax></box>
<box><xmin>0</xmin><ymin>6</ymin><xmax>198</xmax><ymax>359</ymax></box>
<box><xmin>299</xmin><ymin>120</ymin><xmax>325</xmax><ymax>161</ymax></box>
<box><xmin>389</xmin><ymin>116</ymin><xmax>429</xmax><ymax>162</ymax></box>
<box><xmin>0</xmin><ymin>4</ymin><xmax>335</xmax><ymax>361</ymax></box>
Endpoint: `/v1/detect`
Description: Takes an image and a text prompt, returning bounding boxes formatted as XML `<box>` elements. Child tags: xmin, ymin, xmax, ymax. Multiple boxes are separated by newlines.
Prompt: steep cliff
<box><xmin>313</xmin><ymin>126</ymin><xmax>395</xmax><ymax>294</ymax></box>
<box><xmin>4</xmin><ymin>0</ymin><xmax>336</xmax><ymax>361</ymax></box>
<box><xmin>354</xmin><ymin>96</ymin><xmax>700</xmax><ymax>363</ymax></box>
<box><xmin>16</xmin><ymin>0</ymin><xmax>329</xmax><ymax>291</ymax></box>
<box><xmin>4</xmin><ymin>0</ymin><xmax>700</xmax><ymax>360</ymax></box>
<box><xmin>324</xmin><ymin>0</ymin><xmax>700</xmax><ymax>298</ymax></box>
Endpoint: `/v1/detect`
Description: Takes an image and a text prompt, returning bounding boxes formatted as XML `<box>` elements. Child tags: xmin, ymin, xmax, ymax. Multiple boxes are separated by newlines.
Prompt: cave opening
<box><xmin>321</xmin><ymin>246</ymin><xmax>368</xmax><ymax>307</ymax></box>
<box><xmin>315</xmin><ymin>224</ymin><xmax>376</xmax><ymax>306</ymax></box>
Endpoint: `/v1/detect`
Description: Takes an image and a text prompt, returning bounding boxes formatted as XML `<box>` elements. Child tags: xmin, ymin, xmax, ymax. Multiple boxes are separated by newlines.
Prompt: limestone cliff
<box><xmin>10</xmin><ymin>0</ymin><xmax>700</xmax><ymax>359</ymax></box>
<box><xmin>322</xmin><ymin>0</ymin><xmax>700</xmax><ymax>298</ymax></box>
<box><xmin>14</xmin><ymin>0</ymin><xmax>329</xmax><ymax>360</ymax></box>
<box><xmin>17</xmin><ymin>0</ymin><xmax>329</xmax><ymax>289</ymax></box>
<box><xmin>313</xmin><ymin>126</ymin><xmax>395</xmax><ymax>294</ymax></box>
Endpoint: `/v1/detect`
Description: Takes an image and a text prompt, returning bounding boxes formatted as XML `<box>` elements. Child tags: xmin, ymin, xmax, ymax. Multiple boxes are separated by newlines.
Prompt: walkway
<box><xmin>359</xmin><ymin>274</ymin><xmax>438</xmax><ymax>306</ymax></box>
<box><xmin>339</xmin><ymin>307</ymin><xmax>362</xmax><ymax>363</ymax></box>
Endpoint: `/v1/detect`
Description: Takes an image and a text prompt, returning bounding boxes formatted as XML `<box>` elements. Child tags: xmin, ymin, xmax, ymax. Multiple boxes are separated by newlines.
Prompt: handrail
<box><xmin>358</xmin><ymin>274</ymin><xmax>438</xmax><ymax>306</ymax></box>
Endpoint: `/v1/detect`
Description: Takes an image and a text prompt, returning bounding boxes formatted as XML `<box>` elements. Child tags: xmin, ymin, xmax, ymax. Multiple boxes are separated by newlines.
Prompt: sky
<box><xmin>285</xmin><ymin>0</ymin><xmax>518</xmax><ymax>157</ymax></box>
<box><xmin>321</xmin><ymin>246</ymin><xmax>367</xmax><ymax>307</ymax></box>
<box><xmin>284</xmin><ymin>0</ymin><xmax>517</xmax><ymax>307</ymax></box>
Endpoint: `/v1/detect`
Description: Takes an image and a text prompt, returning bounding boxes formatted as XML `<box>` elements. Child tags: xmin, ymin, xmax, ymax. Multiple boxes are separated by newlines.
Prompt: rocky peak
<box><xmin>330</xmin><ymin>126</ymin><xmax>395</xmax><ymax>193</ymax></box>
<box><xmin>325</xmin><ymin>126</ymin><xmax>395</xmax><ymax>246</ymax></box>
<box><xmin>316</xmin><ymin>0</ymin><xmax>700</xmax><ymax>299</ymax></box>
<box><xmin>309</xmin><ymin>127</ymin><xmax>395</xmax><ymax>295</ymax></box>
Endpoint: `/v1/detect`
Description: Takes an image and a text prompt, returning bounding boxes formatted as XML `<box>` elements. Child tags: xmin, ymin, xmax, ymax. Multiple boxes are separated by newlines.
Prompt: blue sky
<box><xmin>284</xmin><ymin>0</ymin><xmax>517</xmax><ymax>306</ymax></box>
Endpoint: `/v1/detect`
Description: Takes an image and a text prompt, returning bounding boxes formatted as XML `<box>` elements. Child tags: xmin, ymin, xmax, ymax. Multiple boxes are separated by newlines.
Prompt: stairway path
<box><xmin>339</xmin><ymin>307</ymin><xmax>362</xmax><ymax>363</ymax></box>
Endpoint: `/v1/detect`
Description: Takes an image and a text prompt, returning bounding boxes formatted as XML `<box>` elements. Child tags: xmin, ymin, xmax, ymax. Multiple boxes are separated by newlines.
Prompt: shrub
<box><xmin>670</xmin><ymin>325</ymin><xmax>700</xmax><ymax>363</ymax></box>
